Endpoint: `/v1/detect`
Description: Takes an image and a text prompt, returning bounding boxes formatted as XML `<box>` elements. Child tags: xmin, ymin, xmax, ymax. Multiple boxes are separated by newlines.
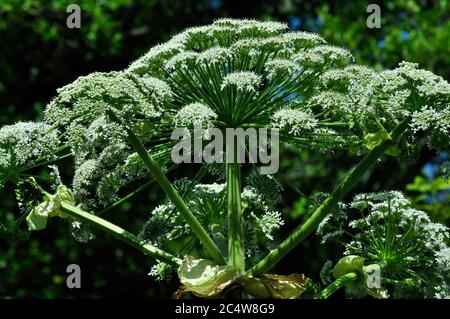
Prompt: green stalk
<box><xmin>98</xmin><ymin>179</ymin><xmax>156</xmax><ymax>216</ymax></box>
<box><xmin>227</xmin><ymin>161</ymin><xmax>245</xmax><ymax>273</ymax></box>
<box><xmin>107</xmin><ymin>110</ymin><xmax>225</xmax><ymax>265</ymax></box>
<box><xmin>319</xmin><ymin>272</ymin><xmax>359</xmax><ymax>299</ymax></box>
<box><xmin>59</xmin><ymin>201</ymin><xmax>182</xmax><ymax>267</ymax></box>
<box><xmin>249</xmin><ymin>119</ymin><xmax>410</xmax><ymax>275</ymax></box>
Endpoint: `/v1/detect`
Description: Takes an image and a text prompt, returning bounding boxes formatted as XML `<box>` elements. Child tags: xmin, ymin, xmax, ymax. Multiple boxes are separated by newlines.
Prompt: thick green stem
<box><xmin>59</xmin><ymin>202</ymin><xmax>182</xmax><ymax>267</ymax></box>
<box><xmin>227</xmin><ymin>161</ymin><xmax>245</xmax><ymax>273</ymax></box>
<box><xmin>249</xmin><ymin>119</ymin><xmax>410</xmax><ymax>275</ymax></box>
<box><xmin>319</xmin><ymin>272</ymin><xmax>359</xmax><ymax>299</ymax></box>
<box><xmin>107</xmin><ymin>110</ymin><xmax>225</xmax><ymax>265</ymax></box>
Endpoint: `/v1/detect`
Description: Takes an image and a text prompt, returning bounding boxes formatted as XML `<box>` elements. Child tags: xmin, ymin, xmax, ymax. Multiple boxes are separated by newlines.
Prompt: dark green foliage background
<box><xmin>0</xmin><ymin>0</ymin><xmax>448</xmax><ymax>298</ymax></box>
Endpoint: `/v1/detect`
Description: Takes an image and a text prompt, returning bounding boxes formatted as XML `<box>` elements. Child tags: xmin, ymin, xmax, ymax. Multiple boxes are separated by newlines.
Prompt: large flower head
<box><xmin>3</xmin><ymin>19</ymin><xmax>449</xmax><ymax>219</ymax></box>
<box><xmin>319</xmin><ymin>191</ymin><xmax>450</xmax><ymax>298</ymax></box>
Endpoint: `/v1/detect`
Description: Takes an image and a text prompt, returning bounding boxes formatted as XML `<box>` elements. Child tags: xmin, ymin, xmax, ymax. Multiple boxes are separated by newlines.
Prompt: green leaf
<box><xmin>26</xmin><ymin>206</ymin><xmax>49</xmax><ymax>231</ymax></box>
<box><xmin>241</xmin><ymin>273</ymin><xmax>309</xmax><ymax>299</ymax></box>
<box><xmin>406</xmin><ymin>176</ymin><xmax>430</xmax><ymax>192</ymax></box>
<box><xmin>406</xmin><ymin>176</ymin><xmax>450</xmax><ymax>193</ymax></box>
<box><xmin>178</xmin><ymin>257</ymin><xmax>236</xmax><ymax>297</ymax></box>
<box><xmin>26</xmin><ymin>185</ymin><xmax>76</xmax><ymax>231</ymax></box>
<box><xmin>333</xmin><ymin>255</ymin><xmax>365</xmax><ymax>279</ymax></box>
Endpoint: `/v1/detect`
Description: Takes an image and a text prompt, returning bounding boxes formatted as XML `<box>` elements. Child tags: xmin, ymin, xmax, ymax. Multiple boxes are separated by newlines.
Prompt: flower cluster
<box><xmin>271</xmin><ymin>108</ymin><xmax>318</xmax><ymax>135</ymax></box>
<box><xmin>42</xmin><ymin>70</ymin><xmax>176</xmax><ymax>210</ymax></box>
<box><xmin>45</xmin><ymin>72</ymin><xmax>171</xmax><ymax>126</ymax></box>
<box><xmin>0</xmin><ymin>122</ymin><xmax>60</xmax><ymax>188</ymax></box>
<box><xmin>139</xmin><ymin>173</ymin><xmax>284</xmax><ymax>280</ymax></box>
<box><xmin>221</xmin><ymin>71</ymin><xmax>262</xmax><ymax>92</ymax></box>
<box><xmin>32</xmin><ymin>19</ymin><xmax>450</xmax><ymax>192</ymax></box>
<box><xmin>1</xmin><ymin>19</ymin><xmax>449</xmax><ymax>298</ymax></box>
<box><xmin>173</xmin><ymin>103</ymin><xmax>218</xmax><ymax>127</ymax></box>
<box><xmin>319</xmin><ymin>191</ymin><xmax>450</xmax><ymax>298</ymax></box>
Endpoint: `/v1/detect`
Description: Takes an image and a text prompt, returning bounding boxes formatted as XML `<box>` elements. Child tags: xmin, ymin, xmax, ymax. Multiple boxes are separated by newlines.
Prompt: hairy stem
<box><xmin>59</xmin><ymin>201</ymin><xmax>182</xmax><ymax>267</ymax></box>
<box><xmin>227</xmin><ymin>161</ymin><xmax>245</xmax><ymax>273</ymax></box>
<box><xmin>249</xmin><ymin>118</ymin><xmax>410</xmax><ymax>275</ymax></box>
<box><xmin>107</xmin><ymin>110</ymin><xmax>225</xmax><ymax>265</ymax></box>
<box><xmin>319</xmin><ymin>272</ymin><xmax>359</xmax><ymax>299</ymax></box>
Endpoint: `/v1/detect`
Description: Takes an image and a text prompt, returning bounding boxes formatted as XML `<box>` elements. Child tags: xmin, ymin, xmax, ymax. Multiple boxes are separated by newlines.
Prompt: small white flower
<box><xmin>193</xmin><ymin>183</ymin><xmax>226</xmax><ymax>197</ymax></box>
<box><xmin>271</xmin><ymin>108</ymin><xmax>318</xmax><ymax>135</ymax></box>
<box><xmin>221</xmin><ymin>71</ymin><xmax>262</xmax><ymax>92</ymax></box>
<box><xmin>126</xmin><ymin>41</ymin><xmax>184</xmax><ymax>75</ymax></box>
<box><xmin>292</xmin><ymin>50</ymin><xmax>325</xmax><ymax>67</ymax></box>
<box><xmin>252</xmin><ymin>210</ymin><xmax>284</xmax><ymax>240</ymax></box>
<box><xmin>308</xmin><ymin>91</ymin><xmax>352</xmax><ymax>115</ymax></box>
<box><xmin>164</xmin><ymin>51</ymin><xmax>198</xmax><ymax>71</ymax></box>
<box><xmin>196</xmin><ymin>46</ymin><xmax>233</xmax><ymax>65</ymax></box>
<box><xmin>309</xmin><ymin>45</ymin><xmax>353</xmax><ymax>65</ymax></box>
<box><xmin>264</xmin><ymin>59</ymin><xmax>300</xmax><ymax>79</ymax></box>
<box><xmin>173</xmin><ymin>103</ymin><xmax>217</xmax><ymax>127</ymax></box>
<box><xmin>0</xmin><ymin>122</ymin><xmax>59</xmax><ymax>169</ymax></box>
<box><xmin>282</xmin><ymin>31</ymin><xmax>326</xmax><ymax>48</ymax></box>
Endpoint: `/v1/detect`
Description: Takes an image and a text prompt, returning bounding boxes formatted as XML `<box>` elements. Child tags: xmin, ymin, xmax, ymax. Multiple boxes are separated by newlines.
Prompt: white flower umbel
<box><xmin>271</xmin><ymin>108</ymin><xmax>318</xmax><ymax>135</ymax></box>
<box><xmin>173</xmin><ymin>103</ymin><xmax>218</xmax><ymax>127</ymax></box>
<box><xmin>309</xmin><ymin>45</ymin><xmax>353</xmax><ymax>65</ymax></box>
<box><xmin>252</xmin><ymin>210</ymin><xmax>284</xmax><ymax>240</ymax></box>
<box><xmin>395</xmin><ymin>61</ymin><xmax>450</xmax><ymax>98</ymax></box>
<box><xmin>321</xmin><ymin>191</ymin><xmax>450</xmax><ymax>298</ymax></box>
<box><xmin>165</xmin><ymin>51</ymin><xmax>198</xmax><ymax>71</ymax></box>
<box><xmin>241</xmin><ymin>20</ymin><xmax>288</xmax><ymax>35</ymax></box>
<box><xmin>193</xmin><ymin>183</ymin><xmax>226</xmax><ymax>197</ymax></box>
<box><xmin>214</xmin><ymin>18</ymin><xmax>288</xmax><ymax>37</ymax></box>
<box><xmin>292</xmin><ymin>50</ymin><xmax>325</xmax><ymax>68</ymax></box>
<box><xmin>264</xmin><ymin>59</ymin><xmax>300</xmax><ymax>80</ymax></box>
<box><xmin>411</xmin><ymin>105</ymin><xmax>450</xmax><ymax>135</ymax></box>
<box><xmin>282</xmin><ymin>31</ymin><xmax>326</xmax><ymax>49</ymax></box>
<box><xmin>0</xmin><ymin>122</ymin><xmax>59</xmax><ymax>170</ymax></box>
<box><xmin>72</xmin><ymin>159</ymin><xmax>101</xmax><ymax>201</ymax></box>
<box><xmin>45</xmin><ymin>71</ymin><xmax>168</xmax><ymax>126</ymax></box>
<box><xmin>221</xmin><ymin>71</ymin><xmax>262</xmax><ymax>92</ymax></box>
<box><xmin>196</xmin><ymin>46</ymin><xmax>233</xmax><ymax>66</ymax></box>
<box><xmin>308</xmin><ymin>91</ymin><xmax>353</xmax><ymax>116</ymax></box>
<box><xmin>138</xmin><ymin>75</ymin><xmax>173</xmax><ymax>105</ymax></box>
<box><xmin>126</xmin><ymin>40</ymin><xmax>185</xmax><ymax>76</ymax></box>
<box><xmin>7</xmin><ymin>20</ymin><xmax>449</xmax><ymax>293</ymax></box>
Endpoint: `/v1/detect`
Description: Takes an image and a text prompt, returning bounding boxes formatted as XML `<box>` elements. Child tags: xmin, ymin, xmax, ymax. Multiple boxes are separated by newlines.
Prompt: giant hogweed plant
<box><xmin>1</xmin><ymin>19</ymin><xmax>449</xmax><ymax>298</ymax></box>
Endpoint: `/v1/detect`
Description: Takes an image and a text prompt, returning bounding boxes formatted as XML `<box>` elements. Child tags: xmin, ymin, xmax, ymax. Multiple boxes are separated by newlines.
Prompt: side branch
<box><xmin>60</xmin><ymin>202</ymin><xmax>182</xmax><ymax>267</ymax></box>
<box><xmin>107</xmin><ymin>110</ymin><xmax>225</xmax><ymax>265</ymax></box>
<box><xmin>249</xmin><ymin>119</ymin><xmax>410</xmax><ymax>275</ymax></box>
